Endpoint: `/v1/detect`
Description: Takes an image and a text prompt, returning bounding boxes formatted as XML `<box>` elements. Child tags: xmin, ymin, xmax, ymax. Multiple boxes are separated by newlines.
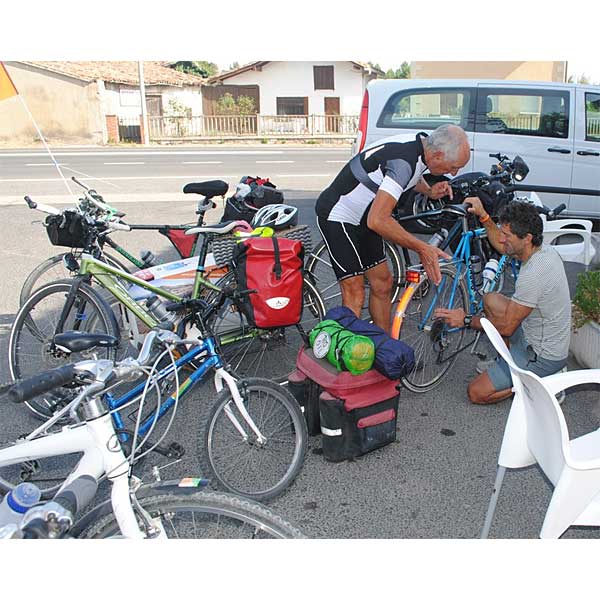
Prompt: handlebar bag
<box><xmin>231</xmin><ymin>236</ymin><xmax>304</xmax><ymax>329</ymax></box>
<box><xmin>45</xmin><ymin>211</ymin><xmax>88</xmax><ymax>248</ymax></box>
<box><xmin>324</xmin><ymin>306</ymin><xmax>415</xmax><ymax>379</ymax></box>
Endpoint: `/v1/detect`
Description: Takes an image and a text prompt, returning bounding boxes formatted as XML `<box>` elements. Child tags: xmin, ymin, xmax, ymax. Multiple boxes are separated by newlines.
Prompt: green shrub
<box><xmin>573</xmin><ymin>270</ymin><xmax>600</xmax><ymax>328</ymax></box>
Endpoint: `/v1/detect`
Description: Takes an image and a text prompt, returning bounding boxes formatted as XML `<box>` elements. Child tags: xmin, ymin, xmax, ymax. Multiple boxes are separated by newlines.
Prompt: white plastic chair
<box><xmin>479</xmin><ymin>318</ymin><xmax>600</xmax><ymax>539</ymax></box>
<box><xmin>541</xmin><ymin>216</ymin><xmax>595</xmax><ymax>266</ymax></box>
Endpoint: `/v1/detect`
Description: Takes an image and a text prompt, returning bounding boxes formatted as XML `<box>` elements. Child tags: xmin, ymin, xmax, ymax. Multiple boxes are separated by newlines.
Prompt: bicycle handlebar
<box><xmin>7</xmin><ymin>364</ymin><xmax>78</xmax><ymax>404</ymax></box>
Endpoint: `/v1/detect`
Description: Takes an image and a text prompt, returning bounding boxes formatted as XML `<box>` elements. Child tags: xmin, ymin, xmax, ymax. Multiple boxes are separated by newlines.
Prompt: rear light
<box><xmin>406</xmin><ymin>269</ymin><xmax>421</xmax><ymax>284</ymax></box>
<box><xmin>356</xmin><ymin>89</ymin><xmax>369</xmax><ymax>153</ymax></box>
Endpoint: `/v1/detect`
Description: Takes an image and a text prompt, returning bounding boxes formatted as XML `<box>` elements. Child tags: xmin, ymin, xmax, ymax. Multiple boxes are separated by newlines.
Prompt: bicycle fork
<box><xmin>213</xmin><ymin>368</ymin><xmax>267</xmax><ymax>446</ymax></box>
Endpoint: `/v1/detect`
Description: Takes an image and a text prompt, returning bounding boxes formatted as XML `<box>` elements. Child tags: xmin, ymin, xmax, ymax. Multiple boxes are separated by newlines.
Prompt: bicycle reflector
<box><xmin>406</xmin><ymin>269</ymin><xmax>422</xmax><ymax>284</ymax></box>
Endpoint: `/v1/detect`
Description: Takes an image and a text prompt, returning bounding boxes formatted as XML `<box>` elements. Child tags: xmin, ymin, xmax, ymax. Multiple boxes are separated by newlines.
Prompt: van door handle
<box><xmin>577</xmin><ymin>150</ymin><xmax>600</xmax><ymax>157</ymax></box>
<box><xmin>547</xmin><ymin>147</ymin><xmax>571</xmax><ymax>154</ymax></box>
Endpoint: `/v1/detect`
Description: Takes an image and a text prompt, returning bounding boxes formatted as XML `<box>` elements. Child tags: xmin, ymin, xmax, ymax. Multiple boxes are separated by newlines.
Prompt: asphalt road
<box><xmin>0</xmin><ymin>145</ymin><xmax>599</xmax><ymax>539</ymax></box>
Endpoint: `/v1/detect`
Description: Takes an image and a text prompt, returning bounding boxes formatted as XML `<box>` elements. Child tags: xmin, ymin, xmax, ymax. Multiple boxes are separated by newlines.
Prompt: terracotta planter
<box><xmin>570</xmin><ymin>321</ymin><xmax>600</xmax><ymax>369</ymax></box>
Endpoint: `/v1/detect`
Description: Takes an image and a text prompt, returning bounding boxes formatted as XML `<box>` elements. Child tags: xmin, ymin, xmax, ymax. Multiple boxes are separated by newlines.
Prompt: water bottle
<box><xmin>428</xmin><ymin>228</ymin><xmax>448</xmax><ymax>249</ymax></box>
<box><xmin>140</xmin><ymin>249</ymin><xmax>156</xmax><ymax>267</ymax></box>
<box><xmin>0</xmin><ymin>483</ymin><xmax>41</xmax><ymax>527</ymax></box>
<box><xmin>481</xmin><ymin>258</ymin><xmax>500</xmax><ymax>293</ymax></box>
<box><xmin>146</xmin><ymin>295</ymin><xmax>178</xmax><ymax>328</ymax></box>
<box><xmin>469</xmin><ymin>255</ymin><xmax>483</xmax><ymax>289</ymax></box>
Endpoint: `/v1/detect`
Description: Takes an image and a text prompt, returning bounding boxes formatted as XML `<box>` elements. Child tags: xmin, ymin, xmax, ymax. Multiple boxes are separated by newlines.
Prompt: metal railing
<box><xmin>147</xmin><ymin>114</ymin><xmax>359</xmax><ymax>140</ymax></box>
<box><xmin>587</xmin><ymin>116</ymin><xmax>600</xmax><ymax>137</ymax></box>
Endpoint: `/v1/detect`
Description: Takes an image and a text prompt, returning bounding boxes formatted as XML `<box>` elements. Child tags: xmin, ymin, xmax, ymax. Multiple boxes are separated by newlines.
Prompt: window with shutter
<box><xmin>314</xmin><ymin>66</ymin><xmax>334</xmax><ymax>90</ymax></box>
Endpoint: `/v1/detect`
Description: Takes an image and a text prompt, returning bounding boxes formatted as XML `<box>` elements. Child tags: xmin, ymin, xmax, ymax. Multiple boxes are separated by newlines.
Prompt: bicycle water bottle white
<box><xmin>0</xmin><ymin>483</ymin><xmax>41</xmax><ymax>527</ymax></box>
<box><xmin>481</xmin><ymin>259</ymin><xmax>500</xmax><ymax>293</ymax></box>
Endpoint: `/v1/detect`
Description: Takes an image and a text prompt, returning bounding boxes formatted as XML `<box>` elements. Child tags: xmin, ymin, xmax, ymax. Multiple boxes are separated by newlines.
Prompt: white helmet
<box><xmin>252</xmin><ymin>204</ymin><xmax>298</xmax><ymax>230</ymax></box>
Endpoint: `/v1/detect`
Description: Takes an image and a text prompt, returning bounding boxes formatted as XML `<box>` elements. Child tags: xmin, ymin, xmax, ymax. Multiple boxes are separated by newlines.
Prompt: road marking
<box><xmin>255</xmin><ymin>160</ymin><xmax>295</xmax><ymax>164</ymax></box>
<box><xmin>103</xmin><ymin>162</ymin><xmax>145</xmax><ymax>165</ymax></box>
<box><xmin>0</xmin><ymin>173</ymin><xmax>335</xmax><ymax>183</ymax></box>
<box><xmin>25</xmin><ymin>163</ymin><xmax>69</xmax><ymax>166</ymax></box>
<box><xmin>0</xmin><ymin>150</ymin><xmax>290</xmax><ymax>158</ymax></box>
<box><xmin>182</xmin><ymin>161</ymin><xmax>223</xmax><ymax>164</ymax></box>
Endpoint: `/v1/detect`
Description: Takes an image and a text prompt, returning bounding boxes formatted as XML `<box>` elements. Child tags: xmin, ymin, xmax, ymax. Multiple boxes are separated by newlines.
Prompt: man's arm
<box><xmin>434</xmin><ymin>297</ymin><xmax>532</xmax><ymax>336</ymax></box>
<box><xmin>367</xmin><ymin>189</ymin><xmax>450</xmax><ymax>285</ymax></box>
<box><xmin>464</xmin><ymin>196</ymin><xmax>504</xmax><ymax>253</ymax></box>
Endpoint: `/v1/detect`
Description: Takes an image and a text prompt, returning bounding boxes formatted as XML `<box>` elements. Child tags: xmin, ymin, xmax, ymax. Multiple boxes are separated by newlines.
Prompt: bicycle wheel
<box><xmin>394</xmin><ymin>265</ymin><xmax>469</xmax><ymax>393</ymax></box>
<box><xmin>306</xmin><ymin>239</ymin><xmax>405</xmax><ymax>316</ymax></box>
<box><xmin>77</xmin><ymin>490</ymin><xmax>305</xmax><ymax>538</ymax></box>
<box><xmin>19</xmin><ymin>251</ymin><xmax>132</xmax><ymax>307</ymax></box>
<box><xmin>9</xmin><ymin>280</ymin><xmax>120</xmax><ymax>419</ymax></box>
<box><xmin>207</xmin><ymin>272</ymin><xmax>325</xmax><ymax>383</ymax></box>
<box><xmin>197</xmin><ymin>377</ymin><xmax>308</xmax><ymax>502</ymax></box>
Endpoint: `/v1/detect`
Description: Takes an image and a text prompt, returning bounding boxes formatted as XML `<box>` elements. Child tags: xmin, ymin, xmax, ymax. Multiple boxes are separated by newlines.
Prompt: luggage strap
<box><xmin>272</xmin><ymin>236</ymin><xmax>282</xmax><ymax>280</ymax></box>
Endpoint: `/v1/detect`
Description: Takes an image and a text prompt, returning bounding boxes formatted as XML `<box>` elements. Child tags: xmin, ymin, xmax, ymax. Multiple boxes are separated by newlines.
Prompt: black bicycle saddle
<box><xmin>183</xmin><ymin>180</ymin><xmax>229</xmax><ymax>198</ymax></box>
<box><xmin>53</xmin><ymin>332</ymin><xmax>119</xmax><ymax>353</ymax></box>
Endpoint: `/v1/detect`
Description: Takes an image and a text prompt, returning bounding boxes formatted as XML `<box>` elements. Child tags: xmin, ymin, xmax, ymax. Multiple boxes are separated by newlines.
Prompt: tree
<box><xmin>172</xmin><ymin>61</ymin><xmax>219</xmax><ymax>78</ymax></box>
<box><xmin>216</xmin><ymin>93</ymin><xmax>256</xmax><ymax>115</ymax></box>
<box><xmin>384</xmin><ymin>62</ymin><xmax>410</xmax><ymax>79</ymax></box>
<box><xmin>568</xmin><ymin>73</ymin><xmax>593</xmax><ymax>84</ymax></box>
<box><xmin>229</xmin><ymin>62</ymin><xmax>240</xmax><ymax>70</ymax></box>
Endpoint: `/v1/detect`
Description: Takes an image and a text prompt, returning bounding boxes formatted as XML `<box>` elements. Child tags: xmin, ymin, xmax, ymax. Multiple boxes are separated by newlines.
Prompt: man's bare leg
<box><xmin>467</xmin><ymin>372</ymin><xmax>513</xmax><ymax>405</ymax></box>
<box><xmin>366</xmin><ymin>261</ymin><xmax>393</xmax><ymax>331</ymax></box>
<box><xmin>339</xmin><ymin>274</ymin><xmax>366</xmax><ymax>318</ymax></box>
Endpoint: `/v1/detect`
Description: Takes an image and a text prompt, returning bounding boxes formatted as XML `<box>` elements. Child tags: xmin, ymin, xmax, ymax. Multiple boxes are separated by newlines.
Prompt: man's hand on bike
<box><xmin>433</xmin><ymin>307</ymin><xmax>466</xmax><ymax>328</ymax></box>
<box><xmin>417</xmin><ymin>244</ymin><xmax>451</xmax><ymax>286</ymax></box>
<box><xmin>465</xmin><ymin>196</ymin><xmax>488</xmax><ymax>219</ymax></box>
<box><xmin>427</xmin><ymin>181</ymin><xmax>453</xmax><ymax>201</ymax></box>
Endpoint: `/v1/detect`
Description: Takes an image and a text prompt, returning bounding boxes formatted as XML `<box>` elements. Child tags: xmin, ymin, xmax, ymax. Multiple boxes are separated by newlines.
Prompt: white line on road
<box><xmin>255</xmin><ymin>160</ymin><xmax>295</xmax><ymax>164</ymax></box>
<box><xmin>103</xmin><ymin>162</ymin><xmax>146</xmax><ymax>165</ymax></box>
<box><xmin>0</xmin><ymin>173</ymin><xmax>335</xmax><ymax>183</ymax></box>
<box><xmin>182</xmin><ymin>161</ymin><xmax>223</xmax><ymax>164</ymax></box>
<box><xmin>0</xmin><ymin>150</ymin><xmax>290</xmax><ymax>158</ymax></box>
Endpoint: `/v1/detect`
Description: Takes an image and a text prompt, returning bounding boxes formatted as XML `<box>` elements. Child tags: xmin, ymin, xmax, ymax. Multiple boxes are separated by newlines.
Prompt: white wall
<box><xmin>103</xmin><ymin>84</ymin><xmax>203</xmax><ymax>118</ymax></box>
<box><xmin>221</xmin><ymin>61</ymin><xmax>366</xmax><ymax>114</ymax></box>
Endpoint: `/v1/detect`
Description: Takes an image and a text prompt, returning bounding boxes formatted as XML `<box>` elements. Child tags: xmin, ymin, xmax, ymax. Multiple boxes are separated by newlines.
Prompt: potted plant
<box><xmin>569</xmin><ymin>269</ymin><xmax>600</xmax><ymax>369</ymax></box>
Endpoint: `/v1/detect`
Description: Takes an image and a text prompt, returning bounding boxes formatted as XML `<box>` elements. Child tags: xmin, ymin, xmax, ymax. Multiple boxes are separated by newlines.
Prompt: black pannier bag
<box><xmin>45</xmin><ymin>211</ymin><xmax>89</xmax><ymax>248</ymax></box>
<box><xmin>221</xmin><ymin>176</ymin><xmax>285</xmax><ymax>225</ymax></box>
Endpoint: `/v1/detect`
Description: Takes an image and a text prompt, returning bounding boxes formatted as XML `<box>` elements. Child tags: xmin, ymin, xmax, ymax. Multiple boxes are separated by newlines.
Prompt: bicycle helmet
<box><xmin>251</xmin><ymin>204</ymin><xmax>298</xmax><ymax>231</ymax></box>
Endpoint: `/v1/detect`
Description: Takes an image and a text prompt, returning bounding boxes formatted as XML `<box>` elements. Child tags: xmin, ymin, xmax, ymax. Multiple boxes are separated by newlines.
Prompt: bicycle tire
<box><xmin>77</xmin><ymin>490</ymin><xmax>306</xmax><ymax>538</ymax></box>
<box><xmin>393</xmin><ymin>265</ymin><xmax>469</xmax><ymax>393</ymax></box>
<box><xmin>305</xmin><ymin>239</ymin><xmax>405</xmax><ymax>317</ymax></box>
<box><xmin>19</xmin><ymin>251</ymin><xmax>132</xmax><ymax>307</ymax></box>
<box><xmin>9</xmin><ymin>279</ymin><xmax>120</xmax><ymax>420</ymax></box>
<box><xmin>207</xmin><ymin>272</ymin><xmax>325</xmax><ymax>383</ymax></box>
<box><xmin>197</xmin><ymin>377</ymin><xmax>308</xmax><ymax>502</ymax></box>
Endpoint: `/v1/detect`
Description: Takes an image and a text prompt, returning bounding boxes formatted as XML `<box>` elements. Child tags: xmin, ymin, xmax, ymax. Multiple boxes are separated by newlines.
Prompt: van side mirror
<box><xmin>512</xmin><ymin>155</ymin><xmax>529</xmax><ymax>181</ymax></box>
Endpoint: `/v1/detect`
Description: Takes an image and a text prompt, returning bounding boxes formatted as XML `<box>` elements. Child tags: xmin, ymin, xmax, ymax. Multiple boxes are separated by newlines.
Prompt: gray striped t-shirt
<box><xmin>512</xmin><ymin>245</ymin><xmax>571</xmax><ymax>361</ymax></box>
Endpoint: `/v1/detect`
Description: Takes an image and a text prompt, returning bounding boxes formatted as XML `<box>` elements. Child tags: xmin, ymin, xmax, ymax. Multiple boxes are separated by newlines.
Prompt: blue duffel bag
<box><xmin>324</xmin><ymin>306</ymin><xmax>415</xmax><ymax>380</ymax></box>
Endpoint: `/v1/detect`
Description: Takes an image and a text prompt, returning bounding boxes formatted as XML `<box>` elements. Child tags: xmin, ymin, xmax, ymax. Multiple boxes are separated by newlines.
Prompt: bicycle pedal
<box><xmin>154</xmin><ymin>442</ymin><xmax>185</xmax><ymax>459</ymax></box>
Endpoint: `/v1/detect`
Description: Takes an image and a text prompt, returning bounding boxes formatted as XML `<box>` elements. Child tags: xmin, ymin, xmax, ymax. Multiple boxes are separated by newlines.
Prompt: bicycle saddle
<box><xmin>441</xmin><ymin>203</ymin><xmax>470</xmax><ymax>217</ymax></box>
<box><xmin>53</xmin><ymin>331</ymin><xmax>119</xmax><ymax>353</ymax></box>
<box><xmin>183</xmin><ymin>180</ymin><xmax>229</xmax><ymax>199</ymax></box>
<box><xmin>184</xmin><ymin>220</ymin><xmax>241</xmax><ymax>236</ymax></box>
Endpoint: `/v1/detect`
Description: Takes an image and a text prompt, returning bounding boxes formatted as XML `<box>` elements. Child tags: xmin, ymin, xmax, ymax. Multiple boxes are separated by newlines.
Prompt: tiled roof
<box><xmin>19</xmin><ymin>61</ymin><xmax>205</xmax><ymax>86</ymax></box>
<box><xmin>207</xmin><ymin>61</ymin><xmax>384</xmax><ymax>83</ymax></box>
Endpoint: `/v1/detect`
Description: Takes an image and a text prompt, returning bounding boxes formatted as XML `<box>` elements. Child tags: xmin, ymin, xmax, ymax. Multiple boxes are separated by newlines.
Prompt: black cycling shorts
<box><xmin>316</xmin><ymin>216</ymin><xmax>387</xmax><ymax>281</ymax></box>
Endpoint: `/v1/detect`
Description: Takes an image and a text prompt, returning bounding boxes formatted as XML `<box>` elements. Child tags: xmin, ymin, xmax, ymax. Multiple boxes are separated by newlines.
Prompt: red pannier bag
<box><xmin>231</xmin><ymin>237</ymin><xmax>304</xmax><ymax>329</ymax></box>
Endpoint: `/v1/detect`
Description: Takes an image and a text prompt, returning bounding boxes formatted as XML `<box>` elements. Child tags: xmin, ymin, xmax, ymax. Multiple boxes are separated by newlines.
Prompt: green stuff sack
<box><xmin>310</xmin><ymin>320</ymin><xmax>375</xmax><ymax>375</ymax></box>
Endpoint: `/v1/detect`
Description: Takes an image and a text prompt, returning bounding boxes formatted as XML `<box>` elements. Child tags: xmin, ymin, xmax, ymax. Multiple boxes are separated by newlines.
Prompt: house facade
<box><xmin>205</xmin><ymin>61</ymin><xmax>383</xmax><ymax>116</ymax></box>
<box><xmin>410</xmin><ymin>61</ymin><xmax>567</xmax><ymax>82</ymax></box>
<box><xmin>0</xmin><ymin>61</ymin><xmax>204</xmax><ymax>145</ymax></box>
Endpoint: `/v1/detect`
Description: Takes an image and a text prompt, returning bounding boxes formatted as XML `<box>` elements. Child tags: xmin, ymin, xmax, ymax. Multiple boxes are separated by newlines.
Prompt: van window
<box><xmin>376</xmin><ymin>88</ymin><xmax>474</xmax><ymax>131</ymax></box>
<box><xmin>476</xmin><ymin>89</ymin><xmax>569</xmax><ymax>138</ymax></box>
<box><xmin>586</xmin><ymin>93</ymin><xmax>600</xmax><ymax>142</ymax></box>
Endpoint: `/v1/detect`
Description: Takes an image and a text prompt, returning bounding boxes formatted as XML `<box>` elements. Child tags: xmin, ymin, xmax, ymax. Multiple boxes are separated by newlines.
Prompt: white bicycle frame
<box><xmin>0</xmin><ymin>414</ymin><xmax>148</xmax><ymax>538</ymax></box>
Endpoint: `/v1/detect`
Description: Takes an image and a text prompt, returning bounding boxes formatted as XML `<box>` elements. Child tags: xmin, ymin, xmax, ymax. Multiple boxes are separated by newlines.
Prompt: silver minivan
<box><xmin>353</xmin><ymin>79</ymin><xmax>600</xmax><ymax>219</ymax></box>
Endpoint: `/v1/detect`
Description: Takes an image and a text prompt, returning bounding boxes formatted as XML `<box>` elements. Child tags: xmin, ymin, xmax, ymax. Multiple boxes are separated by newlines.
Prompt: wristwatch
<box><xmin>463</xmin><ymin>314</ymin><xmax>473</xmax><ymax>328</ymax></box>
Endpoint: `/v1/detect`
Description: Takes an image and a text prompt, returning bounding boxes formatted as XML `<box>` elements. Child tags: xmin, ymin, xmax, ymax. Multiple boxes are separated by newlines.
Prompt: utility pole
<box><xmin>138</xmin><ymin>61</ymin><xmax>150</xmax><ymax>145</ymax></box>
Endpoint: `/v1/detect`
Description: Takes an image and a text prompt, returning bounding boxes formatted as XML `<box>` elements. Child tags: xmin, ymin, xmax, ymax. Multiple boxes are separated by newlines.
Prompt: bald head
<box><xmin>422</xmin><ymin>124</ymin><xmax>470</xmax><ymax>176</ymax></box>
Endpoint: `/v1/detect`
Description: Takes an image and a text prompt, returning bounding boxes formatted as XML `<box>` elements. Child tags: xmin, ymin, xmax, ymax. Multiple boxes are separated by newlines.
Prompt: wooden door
<box><xmin>325</xmin><ymin>97</ymin><xmax>340</xmax><ymax>132</ymax></box>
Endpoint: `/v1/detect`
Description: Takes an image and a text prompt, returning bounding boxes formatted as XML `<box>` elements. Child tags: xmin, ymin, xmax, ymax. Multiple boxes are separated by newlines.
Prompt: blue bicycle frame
<box><xmin>106</xmin><ymin>337</ymin><xmax>223</xmax><ymax>441</ymax></box>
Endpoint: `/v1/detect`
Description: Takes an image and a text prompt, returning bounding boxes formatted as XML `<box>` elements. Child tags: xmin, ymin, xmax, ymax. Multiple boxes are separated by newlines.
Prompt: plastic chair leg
<box><xmin>480</xmin><ymin>466</ymin><xmax>506</xmax><ymax>539</ymax></box>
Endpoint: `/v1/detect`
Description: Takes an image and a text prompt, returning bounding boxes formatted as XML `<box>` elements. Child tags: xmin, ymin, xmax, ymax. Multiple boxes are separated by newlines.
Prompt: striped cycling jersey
<box><xmin>316</xmin><ymin>132</ymin><xmax>429</xmax><ymax>225</ymax></box>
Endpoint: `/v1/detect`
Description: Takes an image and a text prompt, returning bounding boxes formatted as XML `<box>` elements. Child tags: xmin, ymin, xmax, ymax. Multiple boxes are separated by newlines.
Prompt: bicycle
<box><xmin>4</xmin><ymin>321</ymin><xmax>308</xmax><ymax>502</ymax></box>
<box><xmin>0</xmin><ymin>332</ymin><xmax>305</xmax><ymax>538</ymax></box>
<box><xmin>390</xmin><ymin>156</ymin><xmax>566</xmax><ymax>393</ymax></box>
<box><xmin>11</xmin><ymin>204</ymin><xmax>326</xmax><ymax>391</ymax></box>
<box><xmin>19</xmin><ymin>177</ymin><xmax>230</xmax><ymax>305</ymax></box>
